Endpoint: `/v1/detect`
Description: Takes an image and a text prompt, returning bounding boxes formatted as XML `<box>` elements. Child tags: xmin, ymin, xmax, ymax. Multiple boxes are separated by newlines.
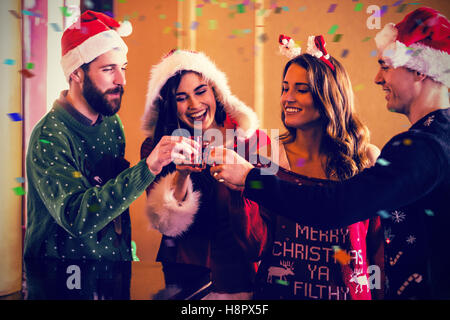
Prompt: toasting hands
<box><xmin>208</xmin><ymin>146</ymin><xmax>254</xmax><ymax>191</ymax></box>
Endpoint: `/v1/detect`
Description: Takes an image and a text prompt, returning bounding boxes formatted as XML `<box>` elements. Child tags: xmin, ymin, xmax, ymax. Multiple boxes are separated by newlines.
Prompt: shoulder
<box><xmin>365</xmin><ymin>144</ymin><xmax>381</xmax><ymax>167</ymax></box>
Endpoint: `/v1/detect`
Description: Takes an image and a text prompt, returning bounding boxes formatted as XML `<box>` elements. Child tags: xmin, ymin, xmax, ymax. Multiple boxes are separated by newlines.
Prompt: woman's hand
<box><xmin>146</xmin><ymin>136</ymin><xmax>200</xmax><ymax>176</ymax></box>
<box><xmin>208</xmin><ymin>146</ymin><xmax>254</xmax><ymax>191</ymax></box>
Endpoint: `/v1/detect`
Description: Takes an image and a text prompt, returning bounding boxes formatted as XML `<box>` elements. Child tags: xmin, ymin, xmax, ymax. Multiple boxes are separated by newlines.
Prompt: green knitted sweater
<box><xmin>24</xmin><ymin>94</ymin><xmax>155</xmax><ymax>260</ymax></box>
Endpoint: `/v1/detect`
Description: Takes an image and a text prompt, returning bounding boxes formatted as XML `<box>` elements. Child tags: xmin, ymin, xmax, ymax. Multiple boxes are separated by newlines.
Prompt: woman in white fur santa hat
<box><xmin>140</xmin><ymin>49</ymin><xmax>270</xmax><ymax>299</ymax></box>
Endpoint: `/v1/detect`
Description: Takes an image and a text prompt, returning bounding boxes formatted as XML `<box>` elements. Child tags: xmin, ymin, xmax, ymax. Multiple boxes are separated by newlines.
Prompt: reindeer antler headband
<box><xmin>279</xmin><ymin>34</ymin><xmax>335</xmax><ymax>71</ymax></box>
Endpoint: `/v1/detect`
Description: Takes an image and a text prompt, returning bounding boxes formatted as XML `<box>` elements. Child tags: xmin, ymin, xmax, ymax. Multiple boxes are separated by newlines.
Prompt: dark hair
<box><xmin>153</xmin><ymin>70</ymin><xmax>227</xmax><ymax>145</ymax></box>
<box><xmin>279</xmin><ymin>54</ymin><xmax>371</xmax><ymax>180</ymax></box>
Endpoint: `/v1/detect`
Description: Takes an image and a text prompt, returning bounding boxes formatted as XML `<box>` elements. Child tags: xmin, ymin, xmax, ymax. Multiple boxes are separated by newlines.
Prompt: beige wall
<box><xmin>116</xmin><ymin>0</ymin><xmax>450</xmax><ymax>262</ymax></box>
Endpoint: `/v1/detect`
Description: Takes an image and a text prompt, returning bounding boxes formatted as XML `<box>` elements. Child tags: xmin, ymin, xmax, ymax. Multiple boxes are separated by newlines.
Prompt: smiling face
<box><xmin>175</xmin><ymin>72</ymin><xmax>217</xmax><ymax>131</ymax></box>
<box><xmin>374</xmin><ymin>58</ymin><xmax>416</xmax><ymax>115</ymax></box>
<box><xmin>281</xmin><ymin>63</ymin><xmax>321</xmax><ymax>129</ymax></box>
<box><xmin>81</xmin><ymin>49</ymin><xmax>127</xmax><ymax>116</ymax></box>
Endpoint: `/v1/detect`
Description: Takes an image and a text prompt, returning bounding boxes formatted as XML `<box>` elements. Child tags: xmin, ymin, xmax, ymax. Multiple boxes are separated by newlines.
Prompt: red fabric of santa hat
<box><xmin>61</xmin><ymin>10</ymin><xmax>132</xmax><ymax>81</ymax></box>
<box><xmin>375</xmin><ymin>7</ymin><xmax>450</xmax><ymax>87</ymax></box>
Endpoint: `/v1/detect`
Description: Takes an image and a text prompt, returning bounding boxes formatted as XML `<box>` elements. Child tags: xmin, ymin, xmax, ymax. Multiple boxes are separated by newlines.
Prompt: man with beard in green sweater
<box><xmin>24</xmin><ymin>11</ymin><xmax>198</xmax><ymax>261</ymax></box>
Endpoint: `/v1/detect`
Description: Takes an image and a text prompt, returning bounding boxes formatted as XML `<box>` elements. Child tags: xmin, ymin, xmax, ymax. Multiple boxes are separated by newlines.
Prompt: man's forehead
<box><xmin>93</xmin><ymin>49</ymin><xmax>128</xmax><ymax>65</ymax></box>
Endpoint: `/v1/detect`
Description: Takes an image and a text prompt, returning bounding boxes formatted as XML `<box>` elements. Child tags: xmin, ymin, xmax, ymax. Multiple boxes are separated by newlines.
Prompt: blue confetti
<box><xmin>377</xmin><ymin>210</ymin><xmax>391</xmax><ymax>219</ymax></box>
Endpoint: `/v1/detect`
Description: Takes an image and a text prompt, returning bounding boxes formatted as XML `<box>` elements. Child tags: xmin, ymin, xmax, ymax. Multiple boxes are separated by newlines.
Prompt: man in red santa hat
<box><xmin>209</xmin><ymin>7</ymin><xmax>450</xmax><ymax>299</ymax></box>
<box><xmin>24</xmin><ymin>11</ymin><xmax>198</xmax><ymax>261</ymax></box>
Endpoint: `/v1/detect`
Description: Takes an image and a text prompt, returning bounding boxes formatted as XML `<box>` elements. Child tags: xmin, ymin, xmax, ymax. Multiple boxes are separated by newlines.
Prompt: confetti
<box><xmin>26</xmin><ymin>62</ymin><xmax>34</xmax><ymax>70</ymax></box>
<box><xmin>131</xmin><ymin>240</ymin><xmax>140</xmax><ymax>261</ymax></box>
<box><xmin>328</xmin><ymin>24</ymin><xmax>339</xmax><ymax>35</ymax></box>
<box><xmin>296</xmin><ymin>158</ymin><xmax>306</xmax><ymax>167</ymax></box>
<box><xmin>376</xmin><ymin>158</ymin><xmax>391</xmax><ymax>166</ymax></box>
<box><xmin>7</xmin><ymin>113</ymin><xmax>23</xmax><ymax>121</ymax></box>
<box><xmin>249</xmin><ymin>180</ymin><xmax>263</xmax><ymax>189</ymax></box>
<box><xmin>334</xmin><ymin>248</ymin><xmax>351</xmax><ymax>265</ymax></box>
<box><xmin>402</xmin><ymin>138</ymin><xmax>412</xmax><ymax>146</ymax></box>
<box><xmin>13</xmin><ymin>187</ymin><xmax>26</xmax><ymax>196</ymax></box>
<box><xmin>72</xmin><ymin>171</ymin><xmax>82</xmax><ymax>178</ymax></box>
<box><xmin>16</xmin><ymin>177</ymin><xmax>25</xmax><ymax>183</ymax></box>
<box><xmin>258</xmin><ymin>33</ymin><xmax>268</xmax><ymax>43</ymax></box>
<box><xmin>362</xmin><ymin>36</ymin><xmax>371</xmax><ymax>42</ymax></box>
<box><xmin>274</xmin><ymin>7</ymin><xmax>282</xmax><ymax>14</ymax></box>
<box><xmin>327</xmin><ymin>4</ymin><xmax>337</xmax><ymax>13</ymax></box>
<box><xmin>298</xmin><ymin>6</ymin><xmax>307</xmax><ymax>12</ymax></box>
<box><xmin>159</xmin><ymin>14</ymin><xmax>166</xmax><ymax>19</ymax></box>
<box><xmin>396</xmin><ymin>4</ymin><xmax>408</xmax><ymax>13</ymax></box>
<box><xmin>275</xmin><ymin>279</ymin><xmax>289</xmax><ymax>286</ymax></box>
<box><xmin>22</xmin><ymin>10</ymin><xmax>42</xmax><ymax>17</ymax></box>
<box><xmin>190</xmin><ymin>21</ymin><xmax>199</xmax><ymax>30</ymax></box>
<box><xmin>354</xmin><ymin>3</ymin><xmax>363</xmax><ymax>11</ymax></box>
<box><xmin>354</xmin><ymin>84</ymin><xmax>364</xmax><ymax>91</ymax></box>
<box><xmin>59</xmin><ymin>7</ymin><xmax>73</xmax><ymax>17</ymax></box>
<box><xmin>424</xmin><ymin>209</ymin><xmax>434</xmax><ymax>217</ymax></box>
<box><xmin>392</xmin><ymin>0</ymin><xmax>404</xmax><ymax>6</ymax></box>
<box><xmin>4</xmin><ymin>59</ymin><xmax>16</xmax><ymax>65</ymax></box>
<box><xmin>341</xmin><ymin>49</ymin><xmax>349</xmax><ymax>58</ymax></box>
<box><xmin>377</xmin><ymin>210</ymin><xmax>391</xmax><ymax>219</ymax></box>
<box><xmin>195</xmin><ymin>7</ymin><xmax>203</xmax><ymax>16</ymax></box>
<box><xmin>163</xmin><ymin>26</ymin><xmax>172</xmax><ymax>34</ymax></box>
<box><xmin>332</xmin><ymin>34</ymin><xmax>343</xmax><ymax>42</ymax></box>
<box><xmin>39</xmin><ymin>139</ymin><xmax>51</xmax><ymax>144</ymax></box>
<box><xmin>208</xmin><ymin>20</ymin><xmax>218</xmax><ymax>30</ymax></box>
<box><xmin>19</xmin><ymin>69</ymin><xmax>35</xmax><ymax>78</ymax></box>
<box><xmin>8</xmin><ymin>10</ymin><xmax>21</xmax><ymax>19</ymax></box>
<box><xmin>50</xmin><ymin>23</ymin><xmax>62</xmax><ymax>32</ymax></box>
<box><xmin>236</xmin><ymin>4</ymin><xmax>246</xmax><ymax>13</ymax></box>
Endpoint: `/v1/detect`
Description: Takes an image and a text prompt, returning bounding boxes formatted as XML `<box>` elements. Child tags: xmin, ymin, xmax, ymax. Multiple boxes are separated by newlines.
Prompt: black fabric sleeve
<box><xmin>243</xmin><ymin>132</ymin><xmax>446</xmax><ymax>229</ymax></box>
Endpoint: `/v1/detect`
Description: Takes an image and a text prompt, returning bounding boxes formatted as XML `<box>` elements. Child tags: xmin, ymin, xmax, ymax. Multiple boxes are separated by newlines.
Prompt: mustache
<box><xmin>105</xmin><ymin>86</ymin><xmax>124</xmax><ymax>95</ymax></box>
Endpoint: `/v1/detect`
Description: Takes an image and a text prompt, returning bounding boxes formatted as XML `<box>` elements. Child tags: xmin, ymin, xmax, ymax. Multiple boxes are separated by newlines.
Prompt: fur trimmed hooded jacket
<box><xmin>140</xmin><ymin>116</ymin><xmax>271</xmax><ymax>294</ymax></box>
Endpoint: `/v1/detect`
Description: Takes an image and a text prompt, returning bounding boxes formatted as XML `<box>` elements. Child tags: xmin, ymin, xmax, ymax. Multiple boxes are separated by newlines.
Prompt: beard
<box><xmin>82</xmin><ymin>75</ymin><xmax>124</xmax><ymax>117</ymax></box>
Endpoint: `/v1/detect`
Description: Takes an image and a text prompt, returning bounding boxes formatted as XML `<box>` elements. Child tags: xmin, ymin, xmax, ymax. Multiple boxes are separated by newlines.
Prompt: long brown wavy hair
<box><xmin>279</xmin><ymin>54</ymin><xmax>371</xmax><ymax>181</ymax></box>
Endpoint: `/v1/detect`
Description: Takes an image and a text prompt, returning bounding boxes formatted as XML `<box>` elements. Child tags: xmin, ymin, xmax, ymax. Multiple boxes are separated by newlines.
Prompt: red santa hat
<box><xmin>375</xmin><ymin>7</ymin><xmax>450</xmax><ymax>87</ymax></box>
<box><xmin>61</xmin><ymin>10</ymin><xmax>132</xmax><ymax>81</ymax></box>
<box><xmin>141</xmin><ymin>49</ymin><xmax>259</xmax><ymax>139</ymax></box>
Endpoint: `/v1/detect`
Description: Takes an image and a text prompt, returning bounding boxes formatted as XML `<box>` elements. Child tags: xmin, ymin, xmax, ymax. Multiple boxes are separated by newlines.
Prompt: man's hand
<box><xmin>208</xmin><ymin>146</ymin><xmax>254</xmax><ymax>191</ymax></box>
<box><xmin>146</xmin><ymin>136</ymin><xmax>200</xmax><ymax>176</ymax></box>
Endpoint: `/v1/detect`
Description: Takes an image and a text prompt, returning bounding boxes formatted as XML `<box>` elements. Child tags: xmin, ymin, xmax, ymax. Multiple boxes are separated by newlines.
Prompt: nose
<box><xmin>282</xmin><ymin>88</ymin><xmax>296</xmax><ymax>104</ymax></box>
<box><xmin>188</xmin><ymin>96</ymin><xmax>201</xmax><ymax>109</ymax></box>
<box><xmin>374</xmin><ymin>69</ymin><xmax>384</xmax><ymax>86</ymax></box>
<box><xmin>114</xmin><ymin>69</ymin><xmax>126</xmax><ymax>86</ymax></box>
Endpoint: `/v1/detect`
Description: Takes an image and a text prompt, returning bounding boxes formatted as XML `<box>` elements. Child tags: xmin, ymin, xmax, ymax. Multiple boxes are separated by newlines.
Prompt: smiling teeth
<box><xmin>190</xmin><ymin>110</ymin><xmax>206</xmax><ymax>118</ymax></box>
<box><xmin>286</xmin><ymin>107</ymin><xmax>301</xmax><ymax>113</ymax></box>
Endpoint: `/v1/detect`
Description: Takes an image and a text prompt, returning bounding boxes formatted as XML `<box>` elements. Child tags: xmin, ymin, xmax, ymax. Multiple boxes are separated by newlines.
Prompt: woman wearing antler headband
<box><xmin>211</xmin><ymin>35</ymin><xmax>383</xmax><ymax>300</ymax></box>
<box><xmin>140</xmin><ymin>50</ymin><xmax>270</xmax><ymax>299</ymax></box>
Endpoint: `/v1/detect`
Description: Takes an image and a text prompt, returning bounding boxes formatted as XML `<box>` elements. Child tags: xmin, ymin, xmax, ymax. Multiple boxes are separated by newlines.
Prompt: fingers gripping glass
<box><xmin>185</xmin><ymin>136</ymin><xmax>211</xmax><ymax>169</ymax></box>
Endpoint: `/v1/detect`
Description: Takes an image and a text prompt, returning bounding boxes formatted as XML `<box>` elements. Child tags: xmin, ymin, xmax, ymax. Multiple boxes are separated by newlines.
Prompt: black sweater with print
<box><xmin>244</xmin><ymin>109</ymin><xmax>450</xmax><ymax>299</ymax></box>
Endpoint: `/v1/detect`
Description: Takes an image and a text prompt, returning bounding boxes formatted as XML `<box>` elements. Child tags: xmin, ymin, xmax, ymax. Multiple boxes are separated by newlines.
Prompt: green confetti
<box><xmin>275</xmin><ymin>279</ymin><xmax>289</xmax><ymax>286</ymax></box>
<box><xmin>195</xmin><ymin>7</ymin><xmax>203</xmax><ymax>16</ymax></box>
<box><xmin>59</xmin><ymin>6</ymin><xmax>72</xmax><ymax>17</ymax></box>
<box><xmin>362</xmin><ymin>36</ymin><xmax>372</xmax><ymax>42</ymax></box>
<box><xmin>249</xmin><ymin>180</ymin><xmax>263</xmax><ymax>189</ymax></box>
<box><xmin>131</xmin><ymin>240</ymin><xmax>140</xmax><ymax>261</ymax></box>
<box><xmin>208</xmin><ymin>20</ymin><xmax>218</xmax><ymax>30</ymax></box>
<box><xmin>332</xmin><ymin>34</ymin><xmax>343</xmax><ymax>42</ymax></box>
<box><xmin>39</xmin><ymin>139</ymin><xmax>51</xmax><ymax>144</ymax></box>
<box><xmin>159</xmin><ymin>14</ymin><xmax>166</xmax><ymax>19</ymax></box>
<box><xmin>236</xmin><ymin>4</ymin><xmax>245</xmax><ymax>13</ymax></box>
<box><xmin>328</xmin><ymin>24</ymin><xmax>339</xmax><ymax>35</ymax></box>
<box><xmin>26</xmin><ymin>62</ymin><xmax>34</xmax><ymax>69</ymax></box>
<box><xmin>354</xmin><ymin>3</ymin><xmax>363</xmax><ymax>11</ymax></box>
<box><xmin>88</xmin><ymin>203</ymin><xmax>101</xmax><ymax>213</ymax></box>
<box><xmin>13</xmin><ymin>186</ymin><xmax>26</xmax><ymax>196</ymax></box>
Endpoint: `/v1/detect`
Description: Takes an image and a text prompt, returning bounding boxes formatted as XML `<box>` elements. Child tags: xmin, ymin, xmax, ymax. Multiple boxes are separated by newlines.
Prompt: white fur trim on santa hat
<box><xmin>375</xmin><ymin>23</ymin><xmax>450</xmax><ymax>87</ymax></box>
<box><xmin>146</xmin><ymin>171</ymin><xmax>201</xmax><ymax>237</ymax></box>
<box><xmin>61</xmin><ymin>29</ymin><xmax>128</xmax><ymax>81</ymax></box>
<box><xmin>141</xmin><ymin>50</ymin><xmax>259</xmax><ymax>139</ymax></box>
